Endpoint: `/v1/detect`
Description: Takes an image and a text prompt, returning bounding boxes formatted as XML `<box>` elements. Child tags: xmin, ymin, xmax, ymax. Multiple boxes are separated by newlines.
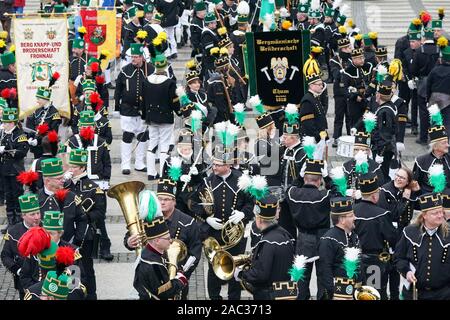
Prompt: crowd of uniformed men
<box><xmin>1</xmin><ymin>0</ymin><xmax>450</xmax><ymax>301</ymax></box>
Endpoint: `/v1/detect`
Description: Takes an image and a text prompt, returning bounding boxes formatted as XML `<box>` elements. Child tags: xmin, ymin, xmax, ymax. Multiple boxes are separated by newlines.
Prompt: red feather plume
<box><xmin>36</xmin><ymin>123</ymin><xmax>49</xmax><ymax>136</ymax></box>
<box><xmin>89</xmin><ymin>92</ymin><xmax>100</xmax><ymax>104</ymax></box>
<box><xmin>1</xmin><ymin>88</ymin><xmax>10</xmax><ymax>99</ymax></box>
<box><xmin>91</xmin><ymin>62</ymin><xmax>99</xmax><ymax>73</ymax></box>
<box><xmin>421</xmin><ymin>11</ymin><xmax>432</xmax><ymax>24</ymax></box>
<box><xmin>54</xmin><ymin>188</ymin><xmax>69</xmax><ymax>203</ymax></box>
<box><xmin>95</xmin><ymin>75</ymin><xmax>105</xmax><ymax>84</ymax></box>
<box><xmin>47</xmin><ymin>130</ymin><xmax>58</xmax><ymax>143</ymax></box>
<box><xmin>80</xmin><ymin>126</ymin><xmax>95</xmax><ymax>141</ymax></box>
<box><xmin>56</xmin><ymin>246</ymin><xmax>75</xmax><ymax>266</ymax></box>
<box><xmin>95</xmin><ymin>99</ymin><xmax>104</xmax><ymax>112</ymax></box>
<box><xmin>16</xmin><ymin>170</ymin><xmax>39</xmax><ymax>186</ymax></box>
<box><xmin>18</xmin><ymin>227</ymin><xmax>51</xmax><ymax>257</ymax></box>
<box><xmin>52</xmin><ymin>72</ymin><xmax>60</xmax><ymax>81</ymax></box>
<box><xmin>8</xmin><ymin>87</ymin><xmax>16</xmax><ymax>99</ymax></box>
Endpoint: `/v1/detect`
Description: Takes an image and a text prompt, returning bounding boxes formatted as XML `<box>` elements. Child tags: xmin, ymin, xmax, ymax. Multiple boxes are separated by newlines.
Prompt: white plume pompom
<box><xmin>214</xmin><ymin>121</ymin><xmax>227</xmax><ymax>133</ymax></box>
<box><xmin>233</xmin><ymin>103</ymin><xmax>245</xmax><ymax>113</ymax></box>
<box><xmin>363</xmin><ymin>111</ymin><xmax>377</xmax><ymax>123</ymax></box>
<box><xmin>227</xmin><ymin>122</ymin><xmax>240</xmax><ymax>137</ymax></box>
<box><xmin>246</xmin><ymin>95</ymin><xmax>261</xmax><ymax>109</ymax></box>
<box><xmin>237</xmin><ymin>0</ymin><xmax>250</xmax><ymax>15</ymax></box>
<box><xmin>191</xmin><ymin>109</ymin><xmax>202</xmax><ymax>120</ymax></box>
<box><xmin>176</xmin><ymin>86</ymin><xmax>185</xmax><ymax>98</ymax></box>
<box><xmin>302</xmin><ymin>136</ymin><xmax>316</xmax><ymax>147</ymax></box>
<box><xmin>293</xmin><ymin>255</ymin><xmax>308</xmax><ymax>270</ymax></box>
<box><xmin>354</xmin><ymin>150</ymin><xmax>367</xmax><ymax>165</ymax></box>
<box><xmin>252</xmin><ymin>175</ymin><xmax>268</xmax><ymax>190</ymax></box>
<box><xmin>310</xmin><ymin>0</ymin><xmax>320</xmax><ymax>11</ymax></box>
<box><xmin>331</xmin><ymin>166</ymin><xmax>345</xmax><ymax>180</ymax></box>
<box><xmin>170</xmin><ymin>156</ymin><xmax>183</xmax><ymax>168</ymax></box>
<box><xmin>428</xmin><ymin>104</ymin><xmax>440</xmax><ymax>116</ymax></box>
<box><xmin>238</xmin><ymin>173</ymin><xmax>252</xmax><ymax>191</ymax></box>
<box><xmin>332</xmin><ymin>0</ymin><xmax>342</xmax><ymax>10</ymax></box>
<box><xmin>377</xmin><ymin>65</ymin><xmax>387</xmax><ymax>76</ymax></box>
<box><xmin>429</xmin><ymin>163</ymin><xmax>444</xmax><ymax>177</ymax></box>
<box><xmin>285</xmin><ymin>103</ymin><xmax>298</xmax><ymax>115</ymax></box>
<box><xmin>344</xmin><ymin>247</ymin><xmax>361</xmax><ymax>262</ymax></box>
<box><xmin>138</xmin><ymin>190</ymin><xmax>151</xmax><ymax>220</ymax></box>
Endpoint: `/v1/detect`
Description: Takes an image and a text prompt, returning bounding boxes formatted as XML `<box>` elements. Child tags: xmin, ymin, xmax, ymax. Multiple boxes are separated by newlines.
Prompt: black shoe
<box><xmin>99</xmin><ymin>251</ymin><xmax>114</xmax><ymax>261</ymax></box>
<box><xmin>122</xmin><ymin>169</ymin><xmax>131</xmax><ymax>175</ymax></box>
<box><xmin>332</xmin><ymin>140</ymin><xmax>338</xmax><ymax>148</ymax></box>
<box><xmin>415</xmin><ymin>139</ymin><xmax>428</xmax><ymax>146</ymax></box>
<box><xmin>148</xmin><ymin>174</ymin><xmax>159</xmax><ymax>181</ymax></box>
<box><xmin>170</xmin><ymin>53</ymin><xmax>178</xmax><ymax>60</ymax></box>
<box><xmin>411</xmin><ymin>126</ymin><xmax>418</xmax><ymax>135</ymax></box>
<box><xmin>135</xmin><ymin>167</ymin><xmax>147</xmax><ymax>172</ymax></box>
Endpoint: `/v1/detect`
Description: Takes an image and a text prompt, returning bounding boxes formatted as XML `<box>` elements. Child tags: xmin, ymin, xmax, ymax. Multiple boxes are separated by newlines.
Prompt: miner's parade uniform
<box><xmin>190</xmin><ymin>1</ymin><xmax>205</xmax><ymax>60</ymax></box>
<box><xmin>0</xmin><ymin>108</ymin><xmax>29</xmax><ymax>232</ymax></box>
<box><xmin>286</xmin><ymin>159</ymin><xmax>331</xmax><ymax>300</ymax></box>
<box><xmin>353</xmin><ymin>174</ymin><xmax>397</xmax><ymax>300</ymax></box>
<box><xmin>236</xmin><ymin>195</ymin><xmax>296</xmax><ymax>300</ymax></box>
<box><xmin>66</xmin><ymin>148</ymin><xmax>107</xmax><ymax>300</ymax></box>
<box><xmin>69</xmin><ymin>38</ymin><xmax>86</xmax><ymax>106</ymax></box>
<box><xmin>0</xmin><ymin>52</ymin><xmax>17</xmax><ymax>108</ymax></box>
<box><xmin>394</xmin><ymin>193</ymin><xmax>450</xmax><ymax>300</ymax></box>
<box><xmin>317</xmin><ymin>198</ymin><xmax>363</xmax><ymax>300</ymax></box>
<box><xmin>201</xmin><ymin>12</ymin><xmax>220</xmax><ymax>81</ymax></box>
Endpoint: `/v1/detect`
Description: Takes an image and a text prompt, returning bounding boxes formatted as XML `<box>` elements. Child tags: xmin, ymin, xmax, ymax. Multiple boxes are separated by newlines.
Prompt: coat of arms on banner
<box><xmin>271</xmin><ymin>57</ymin><xmax>289</xmax><ymax>84</ymax></box>
<box><xmin>88</xmin><ymin>25</ymin><xmax>106</xmax><ymax>45</ymax></box>
<box><xmin>30</xmin><ymin>61</ymin><xmax>55</xmax><ymax>82</ymax></box>
<box><xmin>46</xmin><ymin>28</ymin><xmax>57</xmax><ymax>40</ymax></box>
<box><xmin>24</xmin><ymin>28</ymin><xmax>33</xmax><ymax>40</ymax></box>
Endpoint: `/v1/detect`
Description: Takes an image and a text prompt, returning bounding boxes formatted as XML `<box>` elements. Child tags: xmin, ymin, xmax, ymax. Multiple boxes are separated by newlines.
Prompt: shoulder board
<box><xmin>79</xmin><ymin>283</ymin><xmax>87</xmax><ymax>296</ymax></box>
<box><xmin>23</xmin><ymin>290</ymin><xmax>33</xmax><ymax>301</ymax></box>
<box><xmin>18</xmin><ymin>135</ymin><xmax>28</xmax><ymax>143</ymax></box>
<box><xmin>74</xmin><ymin>250</ymin><xmax>82</xmax><ymax>260</ymax></box>
<box><xmin>96</xmin><ymin>187</ymin><xmax>104</xmax><ymax>194</ymax></box>
<box><xmin>3</xmin><ymin>232</ymin><xmax>9</xmax><ymax>241</ymax></box>
<box><xmin>52</xmin><ymin>113</ymin><xmax>61</xmax><ymax>120</ymax></box>
<box><xmin>74</xmin><ymin>195</ymin><xmax>82</xmax><ymax>206</ymax></box>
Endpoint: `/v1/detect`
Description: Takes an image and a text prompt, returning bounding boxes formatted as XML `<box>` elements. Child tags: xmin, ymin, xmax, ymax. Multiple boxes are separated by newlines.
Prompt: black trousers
<box><xmin>333</xmin><ymin>96</ymin><xmax>350</xmax><ymax>139</ymax></box>
<box><xmin>361</xmin><ymin>255</ymin><xmax>389</xmax><ymax>300</ymax></box>
<box><xmin>398</xmin><ymin>82</ymin><xmax>418</xmax><ymax>127</ymax></box>
<box><xmin>418</xmin><ymin>95</ymin><xmax>429</xmax><ymax>142</ymax></box>
<box><xmin>279</xmin><ymin>200</ymin><xmax>297</xmax><ymax>241</ymax></box>
<box><xmin>80</xmin><ymin>239</ymin><xmax>97</xmax><ymax>300</ymax></box>
<box><xmin>295</xmin><ymin>229</ymin><xmax>328</xmax><ymax>300</ymax></box>
<box><xmin>207</xmin><ymin>239</ymin><xmax>246</xmax><ymax>300</ymax></box>
<box><xmin>387</xmin><ymin>261</ymin><xmax>400</xmax><ymax>300</ymax></box>
<box><xmin>379</xmin><ymin>151</ymin><xmax>394</xmax><ymax>183</ymax></box>
<box><xmin>3</xmin><ymin>175</ymin><xmax>23</xmax><ymax>215</ymax></box>
<box><xmin>403</xmin><ymin>285</ymin><xmax>450</xmax><ymax>300</ymax></box>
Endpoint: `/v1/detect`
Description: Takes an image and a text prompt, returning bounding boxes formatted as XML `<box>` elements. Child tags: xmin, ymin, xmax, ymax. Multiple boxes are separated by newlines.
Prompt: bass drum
<box><xmin>336</xmin><ymin>136</ymin><xmax>355</xmax><ymax>158</ymax></box>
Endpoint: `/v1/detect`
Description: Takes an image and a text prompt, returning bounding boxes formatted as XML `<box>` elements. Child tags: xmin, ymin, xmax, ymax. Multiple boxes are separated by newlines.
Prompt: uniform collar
<box><xmin>44</xmin><ymin>187</ymin><xmax>54</xmax><ymax>196</ymax></box>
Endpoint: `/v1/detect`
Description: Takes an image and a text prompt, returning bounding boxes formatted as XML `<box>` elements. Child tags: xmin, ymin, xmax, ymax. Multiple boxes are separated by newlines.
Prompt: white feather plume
<box><xmin>363</xmin><ymin>111</ymin><xmax>377</xmax><ymax>123</ymax></box>
<box><xmin>233</xmin><ymin>103</ymin><xmax>245</xmax><ymax>113</ymax></box>
<box><xmin>263</xmin><ymin>13</ymin><xmax>273</xmax><ymax>28</ymax></box>
<box><xmin>138</xmin><ymin>190</ymin><xmax>162</xmax><ymax>220</ymax></box>
<box><xmin>252</xmin><ymin>175</ymin><xmax>268</xmax><ymax>190</ymax></box>
<box><xmin>191</xmin><ymin>109</ymin><xmax>202</xmax><ymax>120</ymax></box>
<box><xmin>246</xmin><ymin>95</ymin><xmax>261</xmax><ymax>109</ymax></box>
<box><xmin>237</xmin><ymin>0</ymin><xmax>249</xmax><ymax>15</ymax></box>
<box><xmin>227</xmin><ymin>122</ymin><xmax>240</xmax><ymax>137</ymax></box>
<box><xmin>279</xmin><ymin>7</ymin><xmax>289</xmax><ymax>18</ymax></box>
<box><xmin>208</xmin><ymin>2</ymin><xmax>215</xmax><ymax>13</ymax></box>
<box><xmin>344</xmin><ymin>247</ymin><xmax>361</xmax><ymax>262</ymax></box>
<box><xmin>428</xmin><ymin>104</ymin><xmax>440</xmax><ymax>116</ymax></box>
<box><xmin>377</xmin><ymin>65</ymin><xmax>387</xmax><ymax>76</ymax></box>
<box><xmin>293</xmin><ymin>255</ymin><xmax>308</xmax><ymax>270</ymax></box>
<box><xmin>340</xmin><ymin>3</ymin><xmax>350</xmax><ymax>16</ymax></box>
<box><xmin>332</xmin><ymin>0</ymin><xmax>342</xmax><ymax>10</ymax></box>
<box><xmin>285</xmin><ymin>103</ymin><xmax>298</xmax><ymax>115</ymax></box>
<box><xmin>214</xmin><ymin>121</ymin><xmax>227</xmax><ymax>133</ymax></box>
<box><xmin>176</xmin><ymin>86</ymin><xmax>185</xmax><ymax>98</ymax></box>
<box><xmin>238</xmin><ymin>173</ymin><xmax>252</xmax><ymax>191</ymax></box>
<box><xmin>429</xmin><ymin>163</ymin><xmax>444</xmax><ymax>177</ymax></box>
<box><xmin>170</xmin><ymin>156</ymin><xmax>183</xmax><ymax>168</ymax></box>
<box><xmin>299</xmin><ymin>0</ymin><xmax>308</xmax><ymax>5</ymax></box>
<box><xmin>310</xmin><ymin>0</ymin><xmax>320</xmax><ymax>11</ymax></box>
<box><xmin>331</xmin><ymin>166</ymin><xmax>345</xmax><ymax>180</ymax></box>
<box><xmin>302</xmin><ymin>136</ymin><xmax>316</xmax><ymax>147</ymax></box>
<box><xmin>354</xmin><ymin>150</ymin><xmax>368</xmax><ymax>165</ymax></box>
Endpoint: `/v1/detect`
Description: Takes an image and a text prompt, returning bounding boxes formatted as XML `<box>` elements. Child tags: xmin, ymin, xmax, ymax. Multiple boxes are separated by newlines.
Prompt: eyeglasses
<box><xmin>395</xmin><ymin>173</ymin><xmax>407</xmax><ymax>181</ymax></box>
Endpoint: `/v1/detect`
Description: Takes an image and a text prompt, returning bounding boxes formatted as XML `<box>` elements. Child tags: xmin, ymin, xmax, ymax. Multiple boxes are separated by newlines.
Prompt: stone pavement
<box><xmin>0</xmin><ymin>0</ymin><xmax>448</xmax><ymax>300</ymax></box>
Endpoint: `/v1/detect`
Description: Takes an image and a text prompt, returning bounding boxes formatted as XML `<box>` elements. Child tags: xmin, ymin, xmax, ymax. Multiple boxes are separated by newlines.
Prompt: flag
<box><xmin>80</xmin><ymin>9</ymin><xmax>117</xmax><ymax>69</ymax></box>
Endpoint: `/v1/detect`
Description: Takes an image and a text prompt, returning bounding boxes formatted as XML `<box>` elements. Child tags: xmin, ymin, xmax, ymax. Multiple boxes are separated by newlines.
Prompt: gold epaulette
<box><xmin>96</xmin><ymin>187</ymin><xmax>104</xmax><ymax>194</ymax></box>
<box><xmin>157</xmin><ymin>281</ymin><xmax>172</xmax><ymax>295</ymax></box>
<box><xmin>74</xmin><ymin>195</ymin><xmax>82</xmax><ymax>206</ymax></box>
<box><xmin>52</xmin><ymin>113</ymin><xmax>61</xmax><ymax>120</ymax></box>
<box><xmin>300</xmin><ymin>114</ymin><xmax>315</xmax><ymax>122</ymax></box>
<box><xmin>107</xmin><ymin>122</ymin><xmax>112</xmax><ymax>128</ymax></box>
<box><xmin>23</xmin><ymin>290</ymin><xmax>32</xmax><ymax>301</ymax></box>
<box><xmin>3</xmin><ymin>232</ymin><xmax>9</xmax><ymax>241</ymax></box>
<box><xmin>74</xmin><ymin>250</ymin><xmax>82</xmax><ymax>260</ymax></box>
<box><xmin>80</xmin><ymin>283</ymin><xmax>87</xmax><ymax>297</ymax></box>
<box><xmin>18</xmin><ymin>135</ymin><xmax>28</xmax><ymax>143</ymax></box>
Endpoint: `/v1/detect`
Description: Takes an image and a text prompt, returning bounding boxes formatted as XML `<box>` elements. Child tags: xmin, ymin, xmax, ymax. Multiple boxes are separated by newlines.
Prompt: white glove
<box><xmin>229</xmin><ymin>210</ymin><xmax>245</xmax><ymax>225</ymax></box>
<box><xmin>375</xmin><ymin>154</ymin><xmax>384</xmax><ymax>164</ymax></box>
<box><xmin>407</xmin><ymin>80</ymin><xmax>416</xmax><ymax>90</ymax></box>
<box><xmin>348</xmin><ymin>86</ymin><xmax>357</xmax><ymax>94</ymax></box>
<box><xmin>28</xmin><ymin>138</ymin><xmax>38</xmax><ymax>146</ymax></box>
<box><xmin>189</xmin><ymin>166</ymin><xmax>198</xmax><ymax>176</ymax></box>
<box><xmin>234</xmin><ymin>266</ymin><xmax>243</xmax><ymax>281</ymax></box>
<box><xmin>321</xmin><ymin>161</ymin><xmax>328</xmax><ymax>178</ymax></box>
<box><xmin>229</xmin><ymin>15</ymin><xmax>237</xmax><ymax>26</ymax></box>
<box><xmin>300</xmin><ymin>162</ymin><xmax>306</xmax><ymax>178</ymax></box>
<box><xmin>346</xmin><ymin>189</ymin><xmax>354</xmax><ymax>197</ymax></box>
<box><xmin>206</xmin><ymin>217</ymin><xmax>224</xmax><ymax>230</ymax></box>
<box><xmin>180</xmin><ymin>174</ymin><xmax>191</xmax><ymax>183</ymax></box>
<box><xmin>350</xmin><ymin>128</ymin><xmax>357</xmax><ymax>136</ymax></box>
<box><xmin>63</xmin><ymin>171</ymin><xmax>73</xmax><ymax>181</ymax></box>
<box><xmin>0</xmin><ymin>146</ymin><xmax>4</xmax><ymax>154</ymax></box>
<box><xmin>354</xmin><ymin>190</ymin><xmax>362</xmax><ymax>200</ymax></box>
<box><xmin>16</xmin><ymin>268</ymin><xmax>21</xmax><ymax>276</ymax></box>
<box><xmin>396</xmin><ymin>142</ymin><xmax>405</xmax><ymax>152</ymax></box>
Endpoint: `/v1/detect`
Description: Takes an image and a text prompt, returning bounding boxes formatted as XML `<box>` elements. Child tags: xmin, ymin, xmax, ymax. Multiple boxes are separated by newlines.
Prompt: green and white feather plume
<box><xmin>238</xmin><ymin>174</ymin><xmax>269</xmax><ymax>200</ymax></box>
<box><xmin>214</xmin><ymin>121</ymin><xmax>240</xmax><ymax>147</ymax></box>
<box><xmin>354</xmin><ymin>150</ymin><xmax>369</xmax><ymax>174</ymax></box>
<box><xmin>176</xmin><ymin>86</ymin><xmax>191</xmax><ymax>106</ymax></box>
<box><xmin>190</xmin><ymin>109</ymin><xmax>202</xmax><ymax>132</ymax></box>
<box><xmin>375</xmin><ymin>65</ymin><xmax>388</xmax><ymax>83</ymax></box>
<box><xmin>342</xmin><ymin>247</ymin><xmax>361</xmax><ymax>279</ymax></box>
<box><xmin>302</xmin><ymin>136</ymin><xmax>316</xmax><ymax>159</ymax></box>
<box><xmin>288</xmin><ymin>255</ymin><xmax>308</xmax><ymax>282</ymax></box>
<box><xmin>285</xmin><ymin>103</ymin><xmax>299</xmax><ymax>125</ymax></box>
<box><xmin>331</xmin><ymin>166</ymin><xmax>348</xmax><ymax>197</ymax></box>
<box><xmin>428</xmin><ymin>104</ymin><xmax>443</xmax><ymax>126</ymax></box>
<box><xmin>233</xmin><ymin>103</ymin><xmax>246</xmax><ymax>127</ymax></box>
<box><xmin>363</xmin><ymin>111</ymin><xmax>377</xmax><ymax>134</ymax></box>
<box><xmin>168</xmin><ymin>156</ymin><xmax>183</xmax><ymax>182</ymax></box>
<box><xmin>246</xmin><ymin>95</ymin><xmax>265</xmax><ymax>115</ymax></box>
<box><xmin>139</xmin><ymin>190</ymin><xmax>162</xmax><ymax>222</ymax></box>
<box><xmin>429</xmin><ymin>163</ymin><xmax>446</xmax><ymax>193</ymax></box>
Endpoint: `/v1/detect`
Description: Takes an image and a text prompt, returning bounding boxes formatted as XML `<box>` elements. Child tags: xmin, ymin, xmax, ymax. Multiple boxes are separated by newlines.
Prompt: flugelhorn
<box><xmin>107</xmin><ymin>181</ymin><xmax>146</xmax><ymax>256</ymax></box>
<box><xmin>212</xmin><ymin>250</ymin><xmax>251</xmax><ymax>281</ymax></box>
<box><xmin>167</xmin><ymin>239</ymin><xmax>187</xmax><ymax>279</ymax></box>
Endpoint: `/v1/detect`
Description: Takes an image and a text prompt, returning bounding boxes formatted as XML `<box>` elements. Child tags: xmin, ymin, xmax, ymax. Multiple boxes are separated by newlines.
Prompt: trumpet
<box><xmin>107</xmin><ymin>181</ymin><xmax>146</xmax><ymax>256</ymax></box>
<box><xmin>167</xmin><ymin>239</ymin><xmax>187</xmax><ymax>279</ymax></box>
<box><xmin>212</xmin><ymin>250</ymin><xmax>251</xmax><ymax>281</ymax></box>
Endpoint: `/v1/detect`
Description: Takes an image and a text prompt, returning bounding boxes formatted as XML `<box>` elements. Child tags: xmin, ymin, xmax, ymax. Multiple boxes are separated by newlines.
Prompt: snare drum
<box><xmin>336</xmin><ymin>136</ymin><xmax>355</xmax><ymax>158</ymax></box>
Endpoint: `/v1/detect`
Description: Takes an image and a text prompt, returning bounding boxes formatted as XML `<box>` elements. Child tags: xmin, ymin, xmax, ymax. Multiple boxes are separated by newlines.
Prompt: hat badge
<box><xmin>49</xmin><ymin>283</ymin><xmax>58</xmax><ymax>293</ymax></box>
<box><xmin>8</xmin><ymin>114</ymin><xmax>14</xmax><ymax>120</ymax></box>
<box><xmin>254</xmin><ymin>205</ymin><xmax>261</xmax><ymax>214</ymax></box>
<box><xmin>58</xmin><ymin>217</ymin><xmax>64</xmax><ymax>226</ymax></box>
<box><xmin>81</xmin><ymin>155</ymin><xmax>87</xmax><ymax>162</ymax></box>
<box><xmin>44</xmin><ymin>91</ymin><xmax>49</xmax><ymax>97</ymax></box>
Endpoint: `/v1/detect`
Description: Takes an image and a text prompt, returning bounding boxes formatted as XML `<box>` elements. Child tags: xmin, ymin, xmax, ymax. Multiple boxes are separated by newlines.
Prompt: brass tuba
<box><xmin>167</xmin><ymin>239</ymin><xmax>187</xmax><ymax>279</ymax></box>
<box><xmin>107</xmin><ymin>181</ymin><xmax>146</xmax><ymax>256</ymax></box>
<box><xmin>354</xmin><ymin>286</ymin><xmax>381</xmax><ymax>300</ymax></box>
<box><xmin>211</xmin><ymin>250</ymin><xmax>251</xmax><ymax>281</ymax></box>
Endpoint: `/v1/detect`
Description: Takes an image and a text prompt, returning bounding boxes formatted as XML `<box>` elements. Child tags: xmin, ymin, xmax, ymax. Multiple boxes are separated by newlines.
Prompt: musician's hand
<box><xmin>206</xmin><ymin>217</ymin><xmax>224</xmax><ymax>230</ymax></box>
<box><xmin>180</xmin><ymin>174</ymin><xmax>191</xmax><ymax>183</ymax></box>
<box><xmin>234</xmin><ymin>266</ymin><xmax>243</xmax><ymax>281</ymax></box>
<box><xmin>229</xmin><ymin>210</ymin><xmax>245</xmax><ymax>224</ymax></box>
<box><xmin>354</xmin><ymin>190</ymin><xmax>362</xmax><ymax>200</ymax></box>
<box><xmin>28</xmin><ymin>138</ymin><xmax>38</xmax><ymax>146</ymax></box>
<box><xmin>175</xmin><ymin>271</ymin><xmax>188</xmax><ymax>286</ymax></box>
<box><xmin>0</xmin><ymin>146</ymin><xmax>4</xmax><ymax>154</ymax></box>
<box><xmin>403</xmin><ymin>188</ymin><xmax>412</xmax><ymax>199</ymax></box>
<box><xmin>406</xmin><ymin>271</ymin><xmax>417</xmax><ymax>283</ymax></box>
<box><xmin>375</xmin><ymin>154</ymin><xmax>384</xmax><ymax>164</ymax></box>
<box><xmin>189</xmin><ymin>166</ymin><xmax>198</xmax><ymax>176</ymax></box>
<box><xmin>127</xmin><ymin>234</ymin><xmax>140</xmax><ymax>249</ymax></box>
<box><xmin>396</xmin><ymin>142</ymin><xmax>405</xmax><ymax>152</ymax></box>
